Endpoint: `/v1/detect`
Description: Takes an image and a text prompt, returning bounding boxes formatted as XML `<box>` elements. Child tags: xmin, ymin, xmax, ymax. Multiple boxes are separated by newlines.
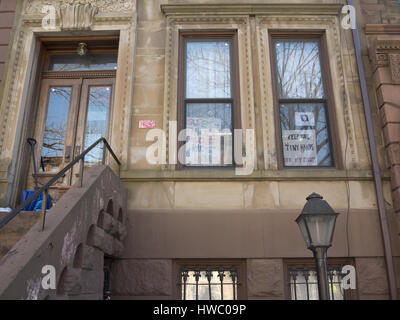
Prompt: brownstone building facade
<box><xmin>0</xmin><ymin>0</ymin><xmax>399</xmax><ymax>300</ymax></box>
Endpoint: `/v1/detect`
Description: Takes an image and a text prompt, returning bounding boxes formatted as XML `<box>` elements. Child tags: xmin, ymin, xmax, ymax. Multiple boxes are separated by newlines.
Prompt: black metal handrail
<box><xmin>0</xmin><ymin>137</ymin><xmax>121</xmax><ymax>230</ymax></box>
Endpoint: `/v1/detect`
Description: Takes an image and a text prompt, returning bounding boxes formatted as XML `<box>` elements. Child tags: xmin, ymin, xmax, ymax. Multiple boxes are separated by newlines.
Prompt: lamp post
<box><xmin>295</xmin><ymin>193</ymin><xmax>339</xmax><ymax>300</ymax></box>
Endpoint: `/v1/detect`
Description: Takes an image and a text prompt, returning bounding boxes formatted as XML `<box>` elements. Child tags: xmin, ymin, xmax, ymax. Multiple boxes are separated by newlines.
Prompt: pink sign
<box><xmin>139</xmin><ymin>120</ymin><xmax>156</xmax><ymax>129</ymax></box>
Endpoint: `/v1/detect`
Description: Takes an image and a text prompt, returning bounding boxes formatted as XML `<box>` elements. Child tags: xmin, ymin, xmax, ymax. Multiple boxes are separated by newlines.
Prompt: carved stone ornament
<box><xmin>389</xmin><ymin>54</ymin><xmax>400</xmax><ymax>83</ymax></box>
<box><xmin>59</xmin><ymin>3</ymin><xmax>98</xmax><ymax>30</ymax></box>
<box><xmin>25</xmin><ymin>0</ymin><xmax>135</xmax><ymax>15</ymax></box>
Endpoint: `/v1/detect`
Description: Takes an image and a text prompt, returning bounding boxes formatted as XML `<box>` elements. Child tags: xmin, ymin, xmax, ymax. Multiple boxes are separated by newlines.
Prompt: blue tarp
<box><xmin>22</xmin><ymin>191</ymin><xmax>52</xmax><ymax>212</ymax></box>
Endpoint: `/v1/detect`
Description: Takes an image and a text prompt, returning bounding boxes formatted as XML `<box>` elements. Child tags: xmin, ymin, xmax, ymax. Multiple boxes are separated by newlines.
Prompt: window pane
<box><xmin>84</xmin><ymin>86</ymin><xmax>111</xmax><ymax>166</ymax></box>
<box><xmin>186</xmin><ymin>41</ymin><xmax>231</xmax><ymax>98</ymax></box>
<box><xmin>185</xmin><ymin>103</ymin><xmax>232</xmax><ymax>166</ymax></box>
<box><xmin>274</xmin><ymin>40</ymin><xmax>324</xmax><ymax>99</ymax></box>
<box><xmin>41</xmin><ymin>87</ymin><xmax>72</xmax><ymax>172</ymax></box>
<box><xmin>48</xmin><ymin>53</ymin><xmax>118</xmax><ymax>71</ymax></box>
<box><xmin>280</xmin><ymin>103</ymin><xmax>332</xmax><ymax>167</ymax></box>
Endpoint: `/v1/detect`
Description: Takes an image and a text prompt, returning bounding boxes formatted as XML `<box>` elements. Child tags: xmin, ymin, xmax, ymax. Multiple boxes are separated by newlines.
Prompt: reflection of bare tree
<box><xmin>186</xmin><ymin>42</ymin><xmax>231</xmax><ymax>98</ymax></box>
<box><xmin>42</xmin><ymin>123</ymin><xmax>66</xmax><ymax>154</ymax></box>
<box><xmin>42</xmin><ymin>87</ymin><xmax>71</xmax><ymax>159</ymax></box>
<box><xmin>276</xmin><ymin>41</ymin><xmax>323</xmax><ymax>99</ymax></box>
<box><xmin>276</xmin><ymin>41</ymin><xmax>331</xmax><ymax>166</ymax></box>
<box><xmin>84</xmin><ymin>87</ymin><xmax>111</xmax><ymax>166</ymax></box>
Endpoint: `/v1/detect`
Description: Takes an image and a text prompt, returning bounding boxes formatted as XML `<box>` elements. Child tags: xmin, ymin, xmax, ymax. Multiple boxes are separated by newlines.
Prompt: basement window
<box><xmin>179</xmin><ymin>265</ymin><xmax>241</xmax><ymax>300</ymax></box>
<box><xmin>287</xmin><ymin>261</ymin><xmax>356</xmax><ymax>300</ymax></box>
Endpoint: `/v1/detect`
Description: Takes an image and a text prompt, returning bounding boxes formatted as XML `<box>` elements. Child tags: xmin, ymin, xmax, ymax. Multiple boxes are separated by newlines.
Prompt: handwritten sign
<box><xmin>282</xmin><ymin>130</ymin><xmax>317</xmax><ymax>166</ymax></box>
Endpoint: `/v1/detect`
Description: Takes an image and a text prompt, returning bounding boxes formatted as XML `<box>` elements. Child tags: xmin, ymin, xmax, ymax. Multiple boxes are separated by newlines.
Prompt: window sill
<box><xmin>120</xmin><ymin>169</ymin><xmax>389</xmax><ymax>182</ymax></box>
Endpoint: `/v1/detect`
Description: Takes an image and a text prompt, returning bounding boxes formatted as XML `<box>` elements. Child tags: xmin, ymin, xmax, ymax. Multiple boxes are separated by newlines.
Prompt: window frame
<box><xmin>283</xmin><ymin>258</ymin><xmax>358</xmax><ymax>300</ymax></box>
<box><xmin>177</xmin><ymin>31</ymin><xmax>242</xmax><ymax>170</ymax></box>
<box><xmin>269</xmin><ymin>31</ymin><xmax>342</xmax><ymax>170</ymax></box>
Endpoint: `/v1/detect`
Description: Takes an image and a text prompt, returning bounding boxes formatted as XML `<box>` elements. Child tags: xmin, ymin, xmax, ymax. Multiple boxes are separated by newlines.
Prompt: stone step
<box><xmin>0</xmin><ymin>211</ymin><xmax>42</xmax><ymax>260</ymax></box>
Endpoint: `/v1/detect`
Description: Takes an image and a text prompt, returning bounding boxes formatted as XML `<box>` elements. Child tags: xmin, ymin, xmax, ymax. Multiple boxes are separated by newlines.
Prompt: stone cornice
<box><xmin>365</xmin><ymin>24</ymin><xmax>400</xmax><ymax>35</ymax></box>
<box><xmin>375</xmin><ymin>39</ymin><xmax>400</xmax><ymax>52</ymax></box>
<box><xmin>160</xmin><ymin>3</ymin><xmax>342</xmax><ymax>17</ymax></box>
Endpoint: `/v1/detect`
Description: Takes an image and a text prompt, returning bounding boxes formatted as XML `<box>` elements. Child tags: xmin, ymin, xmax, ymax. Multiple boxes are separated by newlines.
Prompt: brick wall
<box><xmin>0</xmin><ymin>0</ymin><xmax>17</xmax><ymax>86</ymax></box>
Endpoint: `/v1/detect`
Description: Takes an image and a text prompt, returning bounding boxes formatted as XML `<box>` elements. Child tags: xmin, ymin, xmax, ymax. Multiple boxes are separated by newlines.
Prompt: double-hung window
<box><xmin>178</xmin><ymin>32</ymin><xmax>240</xmax><ymax>168</ymax></box>
<box><xmin>271</xmin><ymin>36</ymin><xmax>336</xmax><ymax>168</ymax></box>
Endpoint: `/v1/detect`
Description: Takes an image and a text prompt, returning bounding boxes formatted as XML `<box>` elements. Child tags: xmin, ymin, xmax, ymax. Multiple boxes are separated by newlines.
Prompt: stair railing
<box><xmin>0</xmin><ymin>137</ymin><xmax>121</xmax><ymax>231</ymax></box>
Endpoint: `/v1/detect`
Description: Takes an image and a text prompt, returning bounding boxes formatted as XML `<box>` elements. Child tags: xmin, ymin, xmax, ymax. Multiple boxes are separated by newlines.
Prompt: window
<box><xmin>178</xmin><ymin>32</ymin><xmax>240</xmax><ymax>168</ymax></box>
<box><xmin>271</xmin><ymin>36</ymin><xmax>336</xmax><ymax>168</ymax></box>
<box><xmin>177</xmin><ymin>262</ymin><xmax>245</xmax><ymax>300</ymax></box>
<box><xmin>286</xmin><ymin>260</ymin><xmax>356</xmax><ymax>300</ymax></box>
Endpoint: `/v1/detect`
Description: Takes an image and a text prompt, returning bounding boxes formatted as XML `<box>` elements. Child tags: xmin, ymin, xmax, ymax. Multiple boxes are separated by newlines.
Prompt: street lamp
<box><xmin>296</xmin><ymin>193</ymin><xmax>339</xmax><ymax>300</ymax></box>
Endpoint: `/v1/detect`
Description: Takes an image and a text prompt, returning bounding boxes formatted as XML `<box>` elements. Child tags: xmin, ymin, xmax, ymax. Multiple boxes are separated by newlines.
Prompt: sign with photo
<box><xmin>282</xmin><ymin>130</ymin><xmax>318</xmax><ymax>166</ymax></box>
<box><xmin>295</xmin><ymin>112</ymin><xmax>315</xmax><ymax>127</ymax></box>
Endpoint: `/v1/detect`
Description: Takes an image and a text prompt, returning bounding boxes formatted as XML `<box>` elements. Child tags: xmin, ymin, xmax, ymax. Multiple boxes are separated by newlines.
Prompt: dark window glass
<box><xmin>48</xmin><ymin>53</ymin><xmax>118</xmax><ymax>71</ymax></box>
<box><xmin>273</xmin><ymin>39</ymin><xmax>333</xmax><ymax>167</ymax></box>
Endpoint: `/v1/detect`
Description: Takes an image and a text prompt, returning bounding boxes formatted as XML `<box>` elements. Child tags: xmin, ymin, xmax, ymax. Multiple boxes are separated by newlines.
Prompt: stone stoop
<box><xmin>0</xmin><ymin>165</ymin><xmax>128</xmax><ymax>300</ymax></box>
<box><xmin>0</xmin><ymin>211</ymin><xmax>42</xmax><ymax>260</ymax></box>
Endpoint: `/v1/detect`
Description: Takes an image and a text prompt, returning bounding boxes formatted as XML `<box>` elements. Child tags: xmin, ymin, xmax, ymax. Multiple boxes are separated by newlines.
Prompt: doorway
<box><xmin>26</xmin><ymin>37</ymin><xmax>118</xmax><ymax>195</ymax></box>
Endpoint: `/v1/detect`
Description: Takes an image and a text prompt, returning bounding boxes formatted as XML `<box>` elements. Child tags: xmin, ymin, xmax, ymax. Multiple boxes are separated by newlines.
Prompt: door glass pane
<box><xmin>280</xmin><ymin>103</ymin><xmax>332</xmax><ymax>167</ymax></box>
<box><xmin>41</xmin><ymin>87</ymin><xmax>72</xmax><ymax>172</ymax></box>
<box><xmin>274</xmin><ymin>41</ymin><xmax>325</xmax><ymax>99</ymax></box>
<box><xmin>185</xmin><ymin>103</ymin><xmax>232</xmax><ymax>166</ymax></box>
<box><xmin>84</xmin><ymin>86</ymin><xmax>111</xmax><ymax>166</ymax></box>
<box><xmin>48</xmin><ymin>53</ymin><xmax>118</xmax><ymax>71</ymax></box>
<box><xmin>186</xmin><ymin>41</ymin><xmax>231</xmax><ymax>99</ymax></box>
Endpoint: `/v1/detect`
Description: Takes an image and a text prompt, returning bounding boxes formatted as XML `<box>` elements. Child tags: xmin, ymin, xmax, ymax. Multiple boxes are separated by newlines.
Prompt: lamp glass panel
<box><xmin>304</xmin><ymin>214</ymin><xmax>336</xmax><ymax>247</ymax></box>
<box><xmin>297</xmin><ymin>217</ymin><xmax>311</xmax><ymax>248</ymax></box>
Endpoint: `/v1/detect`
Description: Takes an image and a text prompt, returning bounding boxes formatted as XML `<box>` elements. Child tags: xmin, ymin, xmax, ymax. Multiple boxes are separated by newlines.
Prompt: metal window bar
<box><xmin>180</xmin><ymin>266</ymin><xmax>239</xmax><ymax>300</ymax></box>
<box><xmin>290</xmin><ymin>267</ymin><xmax>298</xmax><ymax>300</ymax></box>
<box><xmin>290</xmin><ymin>265</ymin><xmax>346</xmax><ymax>300</ymax></box>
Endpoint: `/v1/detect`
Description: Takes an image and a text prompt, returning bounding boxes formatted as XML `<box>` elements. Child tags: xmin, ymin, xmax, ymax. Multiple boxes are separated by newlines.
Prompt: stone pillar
<box><xmin>369</xmin><ymin>36</ymin><xmax>400</xmax><ymax>211</ymax></box>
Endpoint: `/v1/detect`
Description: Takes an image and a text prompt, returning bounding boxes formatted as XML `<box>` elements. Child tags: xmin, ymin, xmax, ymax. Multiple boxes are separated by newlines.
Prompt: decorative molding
<box><xmin>161</xmin><ymin>4</ymin><xmax>342</xmax><ymax>17</ymax></box>
<box><xmin>370</xmin><ymin>39</ymin><xmax>400</xmax><ymax>70</ymax></box>
<box><xmin>256</xmin><ymin>15</ymin><xmax>359</xmax><ymax>169</ymax></box>
<box><xmin>41</xmin><ymin>70</ymin><xmax>117</xmax><ymax>79</ymax></box>
<box><xmin>389</xmin><ymin>54</ymin><xmax>400</xmax><ymax>83</ymax></box>
<box><xmin>162</xmin><ymin>15</ymin><xmax>255</xmax><ymax>170</ymax></box>
<box><xmin>365</xmin><ymin>24</ymin><xmax>400</xmax><ymax>35</ymax></box>
<box><xmin>25</xmin><ymin>0</ymin><xmax>135</xmax><ymax>15</ymax></box>
<box><xmin>0</xmin><ymin>30</ymin><xmax>25</xmax><ymax>155</ymax></box>
<box><xmin>59</xmin><ymin>3</ymin><xmax>98</xmax><ymax>30</ymax></box>
<box><xmin>375</xmin><ymin>39</ymin><xmax>400</xmax><ymax>51</ymax></box>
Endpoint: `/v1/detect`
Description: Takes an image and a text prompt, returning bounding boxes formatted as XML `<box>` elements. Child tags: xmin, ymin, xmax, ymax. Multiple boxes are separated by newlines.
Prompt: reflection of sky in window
<box><xmin>48</xmin><ymin>53</ymin><xmax>118</xmax><ymax>71</ymax></box>
<box><xmin>42</xmin><ymin>87</ymin><xmax>71</xmax><ymax>158</ymax></box>
<box><xmin>84</xmin><ymin>86</ymin><xmax>111</xmax><ymax>166</ymax></box>
<box><xmin>275</xmin><ymin>41</ymin><xmax>324</xmax><ymax>99</ymax></box>
<box><xmin>186</xmin><ymin>41</ymin><xmax>231</xmax><ymax>99</ymax></box>
<box><xmin>280</xmin><ymin>103</ymin><xmax>332</xmax><ymax>166</ymax></box>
